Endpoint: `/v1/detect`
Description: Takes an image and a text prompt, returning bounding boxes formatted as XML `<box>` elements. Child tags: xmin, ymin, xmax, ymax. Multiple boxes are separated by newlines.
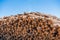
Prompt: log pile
<box><xmin>0</xmin><ymin>12</ymin><xmax>60</xmax><ymax>40</ymax></box>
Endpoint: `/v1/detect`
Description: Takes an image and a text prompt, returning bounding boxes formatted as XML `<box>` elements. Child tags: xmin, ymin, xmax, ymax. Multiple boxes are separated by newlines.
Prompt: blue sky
<box><xmin>0</xmin><ymin>0</ymin><xmax>60</xmax><ymax>18</ymax></box>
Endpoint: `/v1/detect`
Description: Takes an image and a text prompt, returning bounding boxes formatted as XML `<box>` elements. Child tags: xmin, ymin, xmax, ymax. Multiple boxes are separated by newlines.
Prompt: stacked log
<box><xmin>0</xmin><ymin>12</ymin><xmax>60</xmax><ymax>40</ymax></box>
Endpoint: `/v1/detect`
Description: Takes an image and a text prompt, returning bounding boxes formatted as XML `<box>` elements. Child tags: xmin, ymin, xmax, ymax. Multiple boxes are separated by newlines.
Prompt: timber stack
<box><xmin>0</xmin><ymin>12</ymin><xmax>60</xmax><ymax>40</ymax></box>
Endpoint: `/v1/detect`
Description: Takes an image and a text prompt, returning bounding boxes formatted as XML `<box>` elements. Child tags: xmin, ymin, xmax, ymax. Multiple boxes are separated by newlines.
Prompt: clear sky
<box><xmin>0</xmin><ymin>0</ymin><xmax>60</xmax><ymax>18</ymax></box>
